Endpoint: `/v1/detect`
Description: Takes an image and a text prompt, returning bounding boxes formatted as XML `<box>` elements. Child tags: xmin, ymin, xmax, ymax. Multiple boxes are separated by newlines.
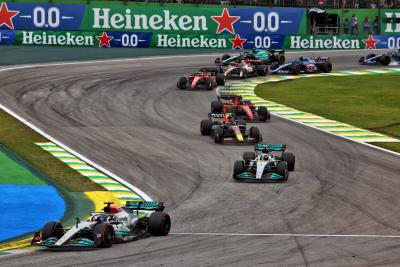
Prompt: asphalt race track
<box><xmin>1</xmin><ymin>51</ymin><xmax>400</xmax><ymax>267</ymax></box>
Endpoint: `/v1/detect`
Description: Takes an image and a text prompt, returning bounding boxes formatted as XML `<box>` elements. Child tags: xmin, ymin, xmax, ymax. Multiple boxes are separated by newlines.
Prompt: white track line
<box><xmin>0</xmin><ymin>102</ymin><xmax>152</xmax><ymax>201</ymax></box>
<box><xmin>171</xmin><ymin>232</ymin><xmax>400</xmax><ymax>238</ymax></box>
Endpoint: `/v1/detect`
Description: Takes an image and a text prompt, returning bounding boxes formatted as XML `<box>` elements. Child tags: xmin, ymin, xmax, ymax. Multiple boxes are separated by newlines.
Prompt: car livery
<box><xmin>270</xmin><ymin>56</ymin><xmax>332</xmax><ymax>75</ymax></box>
<box><xmin>215</xmin><ymin>49</ymin><xmax>285</xmax><ymax>66</ymax></box>
<box><xmin>211</xmin><ymin>94</ymin><xmax>270</xmax><ymax>122</ymax></box>
<box><xmin>233</xmin><ymin>143</ymin><xmax>295</xmax><ymax>182</ymax></box>
<box><xmin>222</xmin><ymin>60</ymin><xmax>268</xmax><ymax>79</ymax></box>
<box><xmin>200</xmin><ymin>113</ymin><xmax>262</xmax><ymax>144</ymax></box>
<box><xmin>35</xmin><ymin>202</ymin><xmax>171</xmax><ymax>249</ymax></box>
<box><xmin>177</xmin><ymin>68</ymin><xmax>225</xmax><ymax>90</ymax></box>
<box><xmin>359</xmin><ymin>50</ymin><xmax>400</xmax><ymax>65</ymax></box>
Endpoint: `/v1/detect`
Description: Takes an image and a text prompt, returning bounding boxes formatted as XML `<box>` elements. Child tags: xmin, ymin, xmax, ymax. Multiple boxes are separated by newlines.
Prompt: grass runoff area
<box><xmin>0</xmin><ymin>110</ymin><xmax>103</xmax><ymax>191</ymax></box>
<box><xmin>255</xmin><ymin>74</ymin><xmax>400</xmax><ymax>153</ymax></box>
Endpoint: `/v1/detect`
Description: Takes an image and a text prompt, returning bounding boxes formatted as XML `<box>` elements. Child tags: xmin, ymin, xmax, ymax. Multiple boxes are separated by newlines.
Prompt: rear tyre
<box><xmin>149</xmin><ymin>212</ymin><xmax>171</xmax><ymax>236</ymax></box>
<box><xmin>211</xmin><ymin>101</ymin><xmax>223</xmax><ymax>113</ymax></box>
<box><xmin>380</xmin><ymin>55</ymin><xmax>391</xmax><ymax>66</ymax></box>
<box><xmin>177</xmin><ymin>77</ymin><xmax>187</xmax><ymax>89</ymax></box>
<box><xmin>93</xmin><ymin>222</ymin><xmax>114</xmax><ymax>248</ymax></box>
<box><xmin>216</xmin><ymin>73</ymin><xmax>225</xmax><ymax>85</ymax></box>
<box><xmin>318</xmin><ymin>62</ymin><xmax>332</xmax><ymax>73</ymax></box>
<box><xmin>214</xmin><ymin>126</ymin><xmax>224</xmax><ymax>143</ymax></box>
<box><xmin>200</xmin><ymin>120</ymin><xmax>213</xmax><ymax>135</ymax></box>
<box><xmin>291</xmin><ymin>64</ymin><xmax>300</xmax><ymax>75</ymax></box>
<box><xmin>277</xmin><ymin>161</ymin><xmax>289</xmax><ymax>181</ymax></box>
<box><xmin>233</xmin><ymin>160</ymin><xmax>244</xmax><ymax>177</ymax></box>
<box><xmin>282</xmin><ymin>152</ymin><xmax>295</xmax><ymax>171</ymax></box>
<box><xmin>258</xmin><ymin>106</ymin><xmax>270</xmax><ymax>121</ymax></box>
<box><xmin>278</xmin><ymin>55</ymin><xmax>285</xmax><ymax>65</ymax></box>
<box><xmin>256</xmin><ymin>65</ymin><xmax>268</xmax><ymax>76</ymax></box>
<box><xmin>270</xmin><ymin>62</ymin><xmax>279</xmax><ymax>70</ymax></box>
<box><xmin>41</xmin><ymin>221</ymin><xmax>64</xmax><ymax>241</ymax></box>
<box><xmin>242</xmin><ymin>152</ymin><xmax>256</xmax><ymax>161</ymax></box>
<box><xmin>250</xmin><ymin>127</ymin><xmax>261</xmax><ymax>142</ymax></box>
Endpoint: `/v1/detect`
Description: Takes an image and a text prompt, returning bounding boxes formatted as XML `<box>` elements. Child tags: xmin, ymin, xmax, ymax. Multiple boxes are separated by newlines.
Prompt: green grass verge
<box><xmin>255</xmin><ymin>74</ymin><xmax>400</xmax><ymax>153</ymax></box>
<box><xmin>0</xmin><ymin>110</ymin><xmax>104</xmax><ymax>191</ymax></box>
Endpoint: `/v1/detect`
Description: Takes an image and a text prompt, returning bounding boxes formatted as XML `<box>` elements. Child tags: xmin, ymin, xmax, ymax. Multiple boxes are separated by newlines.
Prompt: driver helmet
<box><xmin>223</xmin><ymin>113</ymin><xmax>233</xmax><ymax>122</ymax></box>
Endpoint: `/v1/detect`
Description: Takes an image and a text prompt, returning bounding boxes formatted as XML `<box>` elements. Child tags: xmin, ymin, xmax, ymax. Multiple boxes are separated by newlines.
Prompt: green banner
<box><xmin>381</xmin><ymin>9</ymin><xmax>400</xmax><ymax>35</ymax></box>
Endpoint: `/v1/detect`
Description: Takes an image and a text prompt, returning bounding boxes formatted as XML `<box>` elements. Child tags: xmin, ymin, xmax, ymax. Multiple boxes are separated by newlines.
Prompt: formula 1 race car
<box><xmin>177</xmin><ymin>68</ymin><xmax>225</xmax><ymax>90</ymax></box>
<box><xmin>359</xmin><ymin>50</ymin><xmax>400</xmax><ymax>65</ymax></box>
<box><xmin>36</xmin><ymin>202</ymin><xmax>171</xmax><ymax>249</ymax></box>
<box><xmin>270</xmin><ymin>56</ymin><xmax>332</xmax><ymax>75</ymax></box>
<box><xmin>200</xmin><ymin>113</ymin><xmax>262</xmax><ymax>144</ymax></box>
<box><xmin>215</xmin><ymin>49</ymin><xmax>285</xmax><ymax>66</ymax></box>
<box><xmin>210</xmin><ymin>94</ymin><xmax>270</xmax><ymax>122</ymax></box>
<box><xmin>223</xmin><ymin>60</ymin><xmax>268</xmax><ymax>79</ymax></box>
<box><xmin>233</xmin><ymin>143</ymin><xmax>295</xmax><ymax>182</ymax></box>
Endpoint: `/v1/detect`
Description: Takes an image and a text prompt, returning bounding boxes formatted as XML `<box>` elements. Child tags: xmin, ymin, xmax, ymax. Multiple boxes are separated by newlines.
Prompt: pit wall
<box><xmin>0</xmin><ymin>2</ymin><xmax>399</xmax><ymax>49</ymax></box>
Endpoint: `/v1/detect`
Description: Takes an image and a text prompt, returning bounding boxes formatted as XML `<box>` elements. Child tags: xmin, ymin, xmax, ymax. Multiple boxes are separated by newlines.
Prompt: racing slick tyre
<box><xmin>177</xmin><ymin>77</ymin><xmax>188</xmax><ymax>90</ymax></box>
<box><xmin>358</xmin><ymin>56</ymin><xmax>365</xmax><ymax>64</ymax></box>
<box><xmin>41</xmin><ymin>221</ymin><xmax>64</xmax><ymax>241</ymax></box>
<box><xmin>256</xmin><ymin>65</ymin><xmax>268</xmax><ymax>76</ymax></box>
<box><xmin>242</xmin><ymin>152</ymin><xmax>256</xmax><ymax>161</ymax></box>
<box><xmin>291</xmin><ymin>64</ymin><xmax>300</xmax><ymax>75</ymax></box>
<box><xmin>250</xmin><ymin>127</ymin><xmax>261</xmax><ymax>143</ymax></box>
<box><xmin>200</xmin><ymin>120</ymin><xmax>213</xmax><ymax>135</ymax></box>
<box><xmin>282</xmin><ymin>152</ymin><xmax>295</xmax><ymax>171</ymax></box>
<box><xmin>380</xmin><ymin>55</ymin><xmax>391</xmax><ymax>65</ymax></box>
<box><xmin>278</xmin><ymin>55</ymin><xmax>285</xmax><ymax>65</ymax></box>
<box><xmin>214</xmin><ymin>126</ymin><xmax>224</xmax><ymax>144</ymax></box>
<box><xmin>318</xmin><ymin>62</ymin><xmax>333</xmax><ymax>73</ymax></box>
<box><xmin>93</xmin><ymin>222</ymin><xmax>114</xmax><ymax>248</ymax></box>
<box><xmin>221</xmin><ymin>54</ymin><xmax>231</xmax><ymax>61</ymax></box>
<box><xmin>233</xmin><ymin>160</ymin><xmax>244</xmax><ymax>177</ymax></box>
<box><xmin>277</xmin><ymin>161</ymin><xmax>289</xmax><ymax>181</ymax></box>
<box><xmin>211</xmin><ymin>100</ymin><xmax>223</xmax><ymax>113</ymax></box>
<box><xmin>258</xmin><ymin>106</ymin><xmax>270</xmax><ymax>121</ymax></box>
<box><xmin>239</xmin><ymin>68</ymin><xmax>248</xmax><ymax>79</ymax></box>
<box><xmin>270</xmin><ymin>62</ymin><xmax>279</xmax><ymax>70</ymax></box>
<box><xmin>205</xmin><ymin>79</ymin><xmax>213</xmax><ymax>90</ymax></box>
<box><xmin>216</xmin><ymin>73</ymin><xmax>225</xmax><ymax>86</ymax></box>
<box><xmin>149</xmin><ymin>212</ymin><xmax>171</xmax><ymax>236</ymax></box>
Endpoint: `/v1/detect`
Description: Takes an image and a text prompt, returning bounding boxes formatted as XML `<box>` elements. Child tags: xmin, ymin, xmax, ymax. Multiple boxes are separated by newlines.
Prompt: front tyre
<box><xmin>93</xmin><ymin>222</ymin><xmax>114</xmax><ymax>248</ymax></box>
<box><xmin>233</xmin><ymin>160</ymin><xmax>244</xmax><ymax>177</ymax></box>
<box><xmin>41</xmin><ymin>221</ymin><xmax>64</xmax><ymax>241</ymax></box>
<box><xmin>177</xmin><ymin>77</ymin><xmax>188</xmax><ymax>90</ymax></box>
<box><xmin>200</xmin><ymin>120</ymin><xmax>213</xmax><ymax>136</ymax></box>
<box><xmin>149</xmin><ymin>212</ymin><xmax>171</xmax><ymax>236</ymax></box>
<box><xmin>214</xmin><ymin>126</ymin><xmax>224</xmax><ymax>144</ymax></box>
<box><xmin>282</xmin><ymin>152</ymin><xmax>295</xmax><ymax>171</ymax></box>
<box><xmin>277</xmin><ymin>161</ymin><xmax>289</xmax><ymax>181</ymax></box>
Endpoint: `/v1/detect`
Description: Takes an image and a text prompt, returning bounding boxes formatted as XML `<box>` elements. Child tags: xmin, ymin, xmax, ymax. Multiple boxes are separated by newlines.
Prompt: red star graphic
<box><xmin>229</xmin><ymin>34</ymin><xmax>247</xmax><ymax>49</ymax></box>
<box><xmin>362</xmin><ymin>35</ymin><xmax>379</xmax><ymax>49</ymax></box>
<box><xmin>0</xmin><ymin>2</ymin><xmax>19</xmax><ymax>29</ymax></box>
<box><xmin>96</xmin><ymin>32</ymin><xmax>113</xmax><ymax>47</ymax></box>
<box><xmin>211</xmin><ymin>8</ymin><xmax>240</xmax><ymax>34</ymax></box>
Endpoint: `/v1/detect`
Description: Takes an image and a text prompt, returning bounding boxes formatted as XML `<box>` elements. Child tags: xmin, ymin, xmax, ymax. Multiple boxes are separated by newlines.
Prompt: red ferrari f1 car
<box><xmin>211</xmin><ymin>94</ymin><xmax>270</xmax><ymax>122</ymax></box>
<box><xmin>177</xmin><ymin>68</ymin><xmax>225</xmax><ymax>90</ymax></box>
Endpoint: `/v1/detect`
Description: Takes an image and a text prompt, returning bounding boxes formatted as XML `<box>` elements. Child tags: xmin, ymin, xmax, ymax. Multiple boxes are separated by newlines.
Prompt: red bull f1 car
<box><xmin>36</xmin><ymin>202</ymin><xmax>171</xmax><ymax>249</ymax></box>
<box><xmin>211</xmin><ymin>94</ymin><xmax>270</xmax><ymax>122</ymax></box>
<box><xmin>270</xmin><ymin>56</ymin><xmax>332</xmax><ymax>75</ymax></box>
<box><xmin>177</xmin><ymin>68</ymin><xmax>225</xmax><ymax>90</ymax></box>
<box><xmin>359</xmin><ymin>50</ymin><xmax>400</xmax><ymax>65</ymax></box>
<box><xmin>200</xmin><ymin>113</ymin><xmax>262</xmax><ymax>144</ymax></box>
<box><xmin>233</xmin><ymin>143</ymin><xmax>295</xmax><ymax>182</ymax></box>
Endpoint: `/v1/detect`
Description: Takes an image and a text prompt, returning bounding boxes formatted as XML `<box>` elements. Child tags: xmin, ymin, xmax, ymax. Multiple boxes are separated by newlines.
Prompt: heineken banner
<box><xmin>381</xmin><ymin>9</ymin><xmax>400</xmax><ymax>35</ymax></box>
<box><xmin>0</xmin><ymin>1</ymin><xmax>400</xmax><ymax>49</ymax></box>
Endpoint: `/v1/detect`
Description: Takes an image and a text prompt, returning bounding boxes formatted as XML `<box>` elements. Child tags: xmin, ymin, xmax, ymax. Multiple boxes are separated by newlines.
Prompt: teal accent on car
<box><xmin>71</xmin><ymin>238</ymin><xmax>95</xmax><ymax>247</ymax></box>
<box><xmin>236</xmin><ymin>172</ymin><xmax>256</xmax><ymax>179</ymax></box>
<box><xmin>125</xmin><ymin>201</ymin><xmax>161</xmax><ymax>210</ymax></box>
<box><xmin>255</xmin><ymin>143</ymin><xmax>286</xmax><ymax>151</ymax></box>
<box><xmin>254</xmin><ymin>50</ymin><xmax>269</xmax><ymax>60</ymax></box>
<box><xmin>115</xmin><ymin>231</ymin><xmax>131</xmax><ymax>236</ymax></box>
<box><xmin>40</xmin><ymin>237</ymin><xmax>57</xmax><ymax>246</ymax></box>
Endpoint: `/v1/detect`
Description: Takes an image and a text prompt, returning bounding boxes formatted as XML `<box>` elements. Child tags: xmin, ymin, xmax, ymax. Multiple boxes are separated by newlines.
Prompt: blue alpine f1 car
<box><xmin>270</xmin><ymin>56</ymin><xmax>332</xmax><ymax>75</ymax></box>
<box><xmin>359</xmin><ymin>50</ymin><xmax>400</xmax><ymax>65</ymax></box>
